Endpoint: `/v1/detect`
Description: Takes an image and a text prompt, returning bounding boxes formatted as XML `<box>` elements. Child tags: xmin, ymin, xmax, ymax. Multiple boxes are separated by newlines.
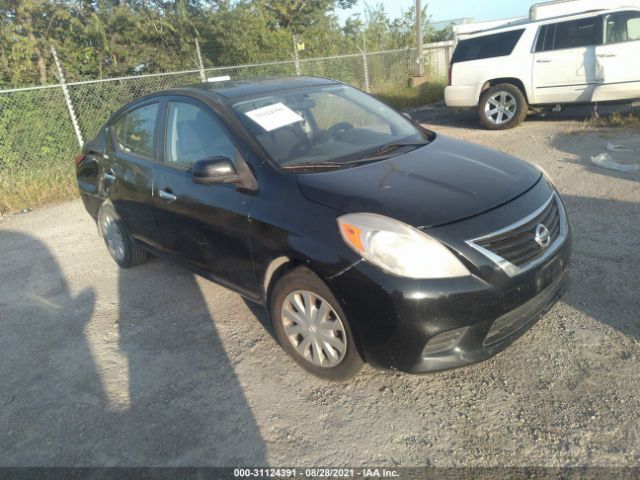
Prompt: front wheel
<box><xmin>270</xmin><ymin>267</ymin><xmax>363</xmax><ymax>380</ymax></box>
<box><xmin>479</xmin><ymin>84</ymin><xmax>528</xmax><ymax>130</ymax></box>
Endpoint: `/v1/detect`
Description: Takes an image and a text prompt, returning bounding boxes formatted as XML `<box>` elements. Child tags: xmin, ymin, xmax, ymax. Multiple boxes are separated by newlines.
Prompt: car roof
<box><xmin>177</xmin><ymin>76</ymin><xmax>340</xmax><ymax>102</ymax></box>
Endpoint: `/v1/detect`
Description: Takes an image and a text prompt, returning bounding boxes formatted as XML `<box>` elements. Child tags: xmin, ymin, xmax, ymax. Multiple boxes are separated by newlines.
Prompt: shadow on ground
<box><xmin>552</xmin><ymin>130</ymin><xmax>640</xmax><ymax>183</ymax></box>
<box><xmin>0</xmin><ymin>231</ymin><xmax>266</xmax><ymax>465</ymax></box>
<box><xmin>553</xmin><ymin>194</ymin><xmax>639</xmax><ymax>341</ymax></box>
<box><xmin>409</xmin><ymin>100</ymin><xmax>638</xmax><ymax>130</ymax></box>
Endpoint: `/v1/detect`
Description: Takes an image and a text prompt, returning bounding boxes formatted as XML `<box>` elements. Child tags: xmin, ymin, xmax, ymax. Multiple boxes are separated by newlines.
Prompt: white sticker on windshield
<box><xmin>245</xmin><ymin>103</ymin><xmax>304</xmax><ymax>132</ymax></box>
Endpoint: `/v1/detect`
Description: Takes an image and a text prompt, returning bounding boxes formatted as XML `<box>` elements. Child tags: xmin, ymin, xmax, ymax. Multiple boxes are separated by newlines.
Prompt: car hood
<box><xmin>296</xmin><ymin>134</ymin><xmax>542</xmax><ymax>228</ymax></box>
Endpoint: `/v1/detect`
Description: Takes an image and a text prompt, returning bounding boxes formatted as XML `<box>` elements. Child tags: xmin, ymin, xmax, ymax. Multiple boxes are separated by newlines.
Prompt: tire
<box><xmin>479</xmin><ymin>83</ymin><xmax>528</xmax><ymax>130</ymax></box>
<box><xmin>269</xmin><ymin>267</ymin><xmax>363</xmax><ymax>380</ymax></box>
<box><xmin>97</xmin><ymin>203</ymin><xmax>148</xmax><ymax>268</ymax></box>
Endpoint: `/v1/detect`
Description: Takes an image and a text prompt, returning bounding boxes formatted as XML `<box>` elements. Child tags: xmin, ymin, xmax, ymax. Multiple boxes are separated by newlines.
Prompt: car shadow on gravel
<box><xmin>115</xmin><ymin>260</ymin><xmax>267</xmax><ymax>465</ymax></box>
<box><xmin>560</xmin><ymin>195</ymin><xmax>640</xmax><ymax>342</ymax></box>
<box><xmin>0</xmin><ymin>231</ymin><xmax>266</xmax><ymax>466</ymax></box>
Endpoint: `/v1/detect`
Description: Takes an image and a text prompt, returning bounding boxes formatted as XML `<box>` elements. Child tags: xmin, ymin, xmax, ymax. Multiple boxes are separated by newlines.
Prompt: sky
<box><xmin>337</xmin><ymin>0</ymin><xmax>535</xmax><ymax>24</ymax></box>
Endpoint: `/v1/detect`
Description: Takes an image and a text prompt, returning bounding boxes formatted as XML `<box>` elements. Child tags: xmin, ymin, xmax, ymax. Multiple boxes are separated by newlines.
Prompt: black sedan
<box><xmin>76</xmin><ymin>76</ymin><xmax>571</xmax><ymax>380</ymax></box>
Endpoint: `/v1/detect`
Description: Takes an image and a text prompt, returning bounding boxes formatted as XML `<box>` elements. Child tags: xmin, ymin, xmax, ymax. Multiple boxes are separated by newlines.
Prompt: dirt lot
<box><xmin>0</xmin><ymin>108</ymin><xmax>638</xmax><ymax>467</ymax></box>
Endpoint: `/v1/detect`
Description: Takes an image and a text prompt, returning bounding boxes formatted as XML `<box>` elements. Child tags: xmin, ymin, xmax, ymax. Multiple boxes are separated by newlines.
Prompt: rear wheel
<box><xmin>270</xmin><ymin>267</ymin><xmax>363</xmax><ymax>380</ymax></box>
<box><xmin>98</xmin><ymin>203</ymin><xmax>147</xmax><ymax>268</ymax></box>
<box><xmin>479</xmin><ymin>83</ymin><xmax>528</xmax><ymax>130</ymax></box>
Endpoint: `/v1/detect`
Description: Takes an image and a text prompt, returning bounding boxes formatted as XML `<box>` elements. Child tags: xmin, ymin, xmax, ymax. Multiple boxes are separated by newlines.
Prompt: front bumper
<box><xmin>326</xmin><ymin>184</ymin><xmax>572</xmax><ymax>373</ymax></box>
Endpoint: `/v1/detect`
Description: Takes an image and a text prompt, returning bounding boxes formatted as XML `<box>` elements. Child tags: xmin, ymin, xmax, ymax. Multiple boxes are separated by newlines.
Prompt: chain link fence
<box><xmin>0</xmin><ymin>46</ymin><xmax>451</xmax><ymax>212</ymax></box>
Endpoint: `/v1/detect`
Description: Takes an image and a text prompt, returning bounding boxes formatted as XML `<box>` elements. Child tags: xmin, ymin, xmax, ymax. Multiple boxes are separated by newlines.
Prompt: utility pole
<box><xmin>415</xmin><ymin>0</ymin><xmax>424</xmax><ymax>77</ymax></box>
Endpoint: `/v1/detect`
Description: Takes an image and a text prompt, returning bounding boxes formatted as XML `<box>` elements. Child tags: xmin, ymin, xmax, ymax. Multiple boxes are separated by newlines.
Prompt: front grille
<box><xmin>471</xmin><ymin>195</ymin><xmax>562</xmax><ymax>269</ymax></box>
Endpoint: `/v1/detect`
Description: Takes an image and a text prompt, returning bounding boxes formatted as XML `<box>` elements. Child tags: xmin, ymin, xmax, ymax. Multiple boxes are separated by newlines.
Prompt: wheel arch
<box><xmin>481</xmin><ymin>78</ymin><xmax>530</xmax><ymax>104</ymax></box>
<box><xmin>263</xmin><ymin>256</ymin><xmax>320</xmax><ymax>310</ymax></box>
<box><xmin>264</xmin><ymin>258</ymin><xmax>367</xmax><ymax>375</ymax></box>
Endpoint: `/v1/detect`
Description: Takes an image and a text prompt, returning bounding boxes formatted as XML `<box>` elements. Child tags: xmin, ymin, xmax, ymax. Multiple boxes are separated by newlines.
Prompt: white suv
<box><xmin>445</xmin><ymin>7</ymin><xmax>640</xmax><ymax>129</ymax></box>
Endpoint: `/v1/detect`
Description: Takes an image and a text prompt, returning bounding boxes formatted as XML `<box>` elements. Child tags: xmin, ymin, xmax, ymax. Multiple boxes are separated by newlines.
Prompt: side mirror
<box><xmin>192</xmin><ymin>156</ymin><xmax>238</xmax><ymax>185</ymax></box>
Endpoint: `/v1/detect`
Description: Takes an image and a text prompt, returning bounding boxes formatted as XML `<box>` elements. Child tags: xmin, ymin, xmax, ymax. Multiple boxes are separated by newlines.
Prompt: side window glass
<box><xmin>165</xmin><ymin>101</ymin><xmax>236</xmax><ymax>168</ymax></box>
<box><xmin>553</xmin><ymin>17</ymin><xmax>601</xmax><ymax>49</ymax></box>
<box><xmin>606</xmin><ymin>12</ymin><xmax>640</xmax><ymax>43</ymax></box>
<box><xmin>112</xmin><ymin>103</ymin><xmax>159</xmax><ymax>158</ymax></box>
<box><xmin>535</xmin><ymin>25</ymin><xmax>548</xmax><ymax>52</ymax></box>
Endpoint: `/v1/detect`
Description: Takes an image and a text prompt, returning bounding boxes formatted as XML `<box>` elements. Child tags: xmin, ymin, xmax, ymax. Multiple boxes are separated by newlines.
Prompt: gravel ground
<box><xmin>0</xmin><ymin>109</ymin><xmax>638</xmax><ymax>467</ymax></box>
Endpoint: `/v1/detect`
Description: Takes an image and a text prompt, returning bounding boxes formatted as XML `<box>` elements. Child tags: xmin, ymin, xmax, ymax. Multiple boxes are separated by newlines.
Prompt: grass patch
<box><xmin>0</xmin><ymin>162</ymin><xmax>77</xmax><ymax>214</ymax></box>
<box><xmin>372</xmin><ymin>82</ymin><xmax>446</xmax><ymax>110</ymax></box>
<box><xmin>587</xmin><ymin>111</ymin><xmax>640</xmax><ymax>128</ymax></box>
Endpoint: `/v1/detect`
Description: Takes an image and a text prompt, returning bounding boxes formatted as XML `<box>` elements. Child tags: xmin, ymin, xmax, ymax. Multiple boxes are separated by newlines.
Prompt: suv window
<box><xmin>537</xmin><ymin>17</ymin><xmax>602</xmax><ymax>52</ymax></box>
<box><xmin>535</xmin><ymin>24</ymin><xmax>556</xmax><ymax>52</ymax></box>
<box><xmin>451</xmin><ymin>29</ymin><xmax>525</xmax><ymax>63</ymax></box>
<box><xmin>112</xmin><ymin>103</ymin><xmax>159</xmax><ymax>158</ymax></box>
<box><xmin>605</xmin><ymin>11</ymin><xmax>640</xmax><ymax>43</ymax></box>
<box><xmin>165</xmin><ymin>101</ymin><xmax>236</xmax><ymax>168</ymax></box>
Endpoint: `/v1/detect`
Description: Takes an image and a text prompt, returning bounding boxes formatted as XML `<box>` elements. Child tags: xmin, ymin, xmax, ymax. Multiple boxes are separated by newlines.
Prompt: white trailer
<box><xmin>529</xmin><ymin>0</ymin><xmax>640</xmax><ymax>20</ymax></box>
<box><xmin>453</xmin><ymin>0</ymin><xmax>640</xmax><ymax>39</ymax></box>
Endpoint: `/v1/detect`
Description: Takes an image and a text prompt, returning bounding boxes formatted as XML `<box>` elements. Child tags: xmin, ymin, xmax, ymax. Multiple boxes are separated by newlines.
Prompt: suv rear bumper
<box><xmin>445</xmin><ymin>84</ymin><xmax>482</xmax><ymax>108</ymax></box>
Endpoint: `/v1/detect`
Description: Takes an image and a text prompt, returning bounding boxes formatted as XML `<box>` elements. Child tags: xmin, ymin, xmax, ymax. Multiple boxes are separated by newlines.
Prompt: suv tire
<box><xmin>270</xmin><ymin>267</ymin><xmax>363</xmax><ymax>380</ymax></box>
<box><xmin>479</xmin><ymin>83</ymin><xmax>528</xmax><ymax>130</ymax></box>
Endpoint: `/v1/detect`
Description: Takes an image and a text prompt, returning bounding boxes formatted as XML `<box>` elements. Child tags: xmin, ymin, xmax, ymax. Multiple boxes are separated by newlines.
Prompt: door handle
<box><xmin>158</xmin><ymin>189</ymin><xmax>177</xmax><ymax>203</ymax></box>
<box><xmin>103</xmin><ymin>171</ymin><xmax>116</xmax><ymax>182</ymax></box>
<box><xmin>597</xmin><ymin>54</ymin><xmax>616</xmax><ymax>58</ymax></box>
<box><xmin>536</xmin><ymin>59</ymin><xmax>552</xmax><ymax>63</ymax></box>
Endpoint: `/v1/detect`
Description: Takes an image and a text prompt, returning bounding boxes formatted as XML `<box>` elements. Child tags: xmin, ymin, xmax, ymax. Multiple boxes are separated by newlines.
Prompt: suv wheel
<box><xmin>270</xmin><ymin>267</ymin><xmax>363</xmax><ymax>380</ymax></box>
<box><xmin>479</xmin><ymin>83</ymin><xmax>528</xmax><ymax>130</ymax></box>
<box><xmin>98</xmin><ymin>203</ymin><xmax>148</xmax><ymax>268</ymax></box>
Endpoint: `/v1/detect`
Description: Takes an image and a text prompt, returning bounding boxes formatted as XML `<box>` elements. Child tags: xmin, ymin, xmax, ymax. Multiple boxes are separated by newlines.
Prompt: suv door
<box><xmin>105</xmin><ymin>100</ymin><xmax>163</xmax><ymax>248</ymax></box>
<box><xmin>532</xmin><ymin>16</ymin><xmax>602</xmax><ymax>104</ymax></box>
<box><xmin>153</xmin><ymin>96</ymin><xmax>257</xmax><ymax>295</ymax></box>
<box><xmin>594</xmin><ymin>10</ymin><xmax>640</xmax><ymax>102</ymax></box>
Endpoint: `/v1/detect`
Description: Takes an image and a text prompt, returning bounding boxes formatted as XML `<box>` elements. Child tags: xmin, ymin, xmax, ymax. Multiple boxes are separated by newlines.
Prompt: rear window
<box><xmin>452</xmin><ymin>29</ymin><xmax>524</xmax><ymax>63</ymax></box>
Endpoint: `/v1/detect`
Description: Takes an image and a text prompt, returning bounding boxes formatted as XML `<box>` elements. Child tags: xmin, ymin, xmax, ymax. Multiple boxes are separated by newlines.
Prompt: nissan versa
<box><xmin>76</xmin><ymin>76</ymin><xmax>571</xmax><ymax>380</ymax></box>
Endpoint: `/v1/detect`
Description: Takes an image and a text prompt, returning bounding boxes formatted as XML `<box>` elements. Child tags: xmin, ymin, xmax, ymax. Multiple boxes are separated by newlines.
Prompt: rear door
<box><xmin>594</xmin><ymin>10</ymin><xmax>640</xmax><ymax>101</ymax></box>
<box><xmin>153</xmin><ymin>96</ymin><xmax>257</xmax><ymax>295</ymax></box>
<box><xmin>105</xmin><ymin>100</ymin><xmax>163</xmax><ymax>249</ymax></box>
<box><xmin>532</xmin><ymin>16</ymin><xmax>602</xmax><ymax>104</ymax></box>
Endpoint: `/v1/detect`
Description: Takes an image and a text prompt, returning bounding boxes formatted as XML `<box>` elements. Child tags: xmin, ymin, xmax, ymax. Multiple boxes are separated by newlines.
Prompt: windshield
<box><xmin>233</xmin><ymin>84</ymin><xmax>431</xmax><ymax>170</ymax></box>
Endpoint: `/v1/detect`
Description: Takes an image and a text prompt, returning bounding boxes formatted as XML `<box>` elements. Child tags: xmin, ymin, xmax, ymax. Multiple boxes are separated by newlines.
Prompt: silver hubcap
<box><xmin>281</xmin><ymin>290</ymin><xmax>347</xmax><ymax>368</ymax></box>
<box><xmin>485</xmin><ymin>91</ymin><xmax>517</xmax><ymax>125</ymax></box>
<box><xmin>101</xmin><ymin>214</ymin><xmax>125</xmax><ymax>262</ymax></box>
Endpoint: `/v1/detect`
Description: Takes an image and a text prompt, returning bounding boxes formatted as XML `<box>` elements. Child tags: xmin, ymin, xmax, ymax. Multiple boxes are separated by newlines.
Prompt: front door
<box><xmin>594</xmin><ymin>10</ymin><xmax>640</xmax><ymax>102</ymax></box>
<box><xmin>153</xmin><ymin>96</ymin><xmax>257</xmax><ymax>295</ymax></box>
<box><xmin>532</xmin><ymin>16</ymin><xmax>602</xmax><ymax>104</ymax></box>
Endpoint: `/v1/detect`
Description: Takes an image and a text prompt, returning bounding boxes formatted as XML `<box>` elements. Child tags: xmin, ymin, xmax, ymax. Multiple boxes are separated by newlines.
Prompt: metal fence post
<box><xmin>195</xmin><ymin>38</ymin><xmax>206</xmax><ymax>82</ymax></box>
<box><xmin>50</xmin><ymin>45</ymin><xmax>84</xmax><ymax>147</ymax></box>
<box><xmin>361</xmin><ymin>51</ymin><xmax>371</xmax><ymax>93</ymax></box>
<box><xmin>292</xmin><ymin>36</ymin><xmax>302</xmax><ymax>76</ymax></box>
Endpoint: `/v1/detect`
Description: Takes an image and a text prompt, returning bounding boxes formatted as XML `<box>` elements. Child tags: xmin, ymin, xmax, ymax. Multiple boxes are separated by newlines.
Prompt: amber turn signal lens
<box><xmin>339</xmin><ymin>222</ymin><xmax>365</xmax><ymax>253</ymax></box>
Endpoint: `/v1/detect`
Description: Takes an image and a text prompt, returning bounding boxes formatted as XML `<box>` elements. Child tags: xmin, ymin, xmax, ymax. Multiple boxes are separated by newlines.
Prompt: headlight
<box><xmin>337</xmin><ymin>213</ymin><xmax>470</xmax><ymax>279</ymax></box>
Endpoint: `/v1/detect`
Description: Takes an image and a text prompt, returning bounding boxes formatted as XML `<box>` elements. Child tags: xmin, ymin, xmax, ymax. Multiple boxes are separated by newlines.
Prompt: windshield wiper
<box><xmin>280</xmin><ymin>161</ymin><xmax>342</xmax><ymax>171</ymax></box>
<box><xmin>341</xmin><ymin>141</ymin><xmax>430</xmax><ymax>166</ymax></box>
<box><xmin>362</xmin><ymin>141</ymin><xmax>429</xmax><ymax>160</ymax></box>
